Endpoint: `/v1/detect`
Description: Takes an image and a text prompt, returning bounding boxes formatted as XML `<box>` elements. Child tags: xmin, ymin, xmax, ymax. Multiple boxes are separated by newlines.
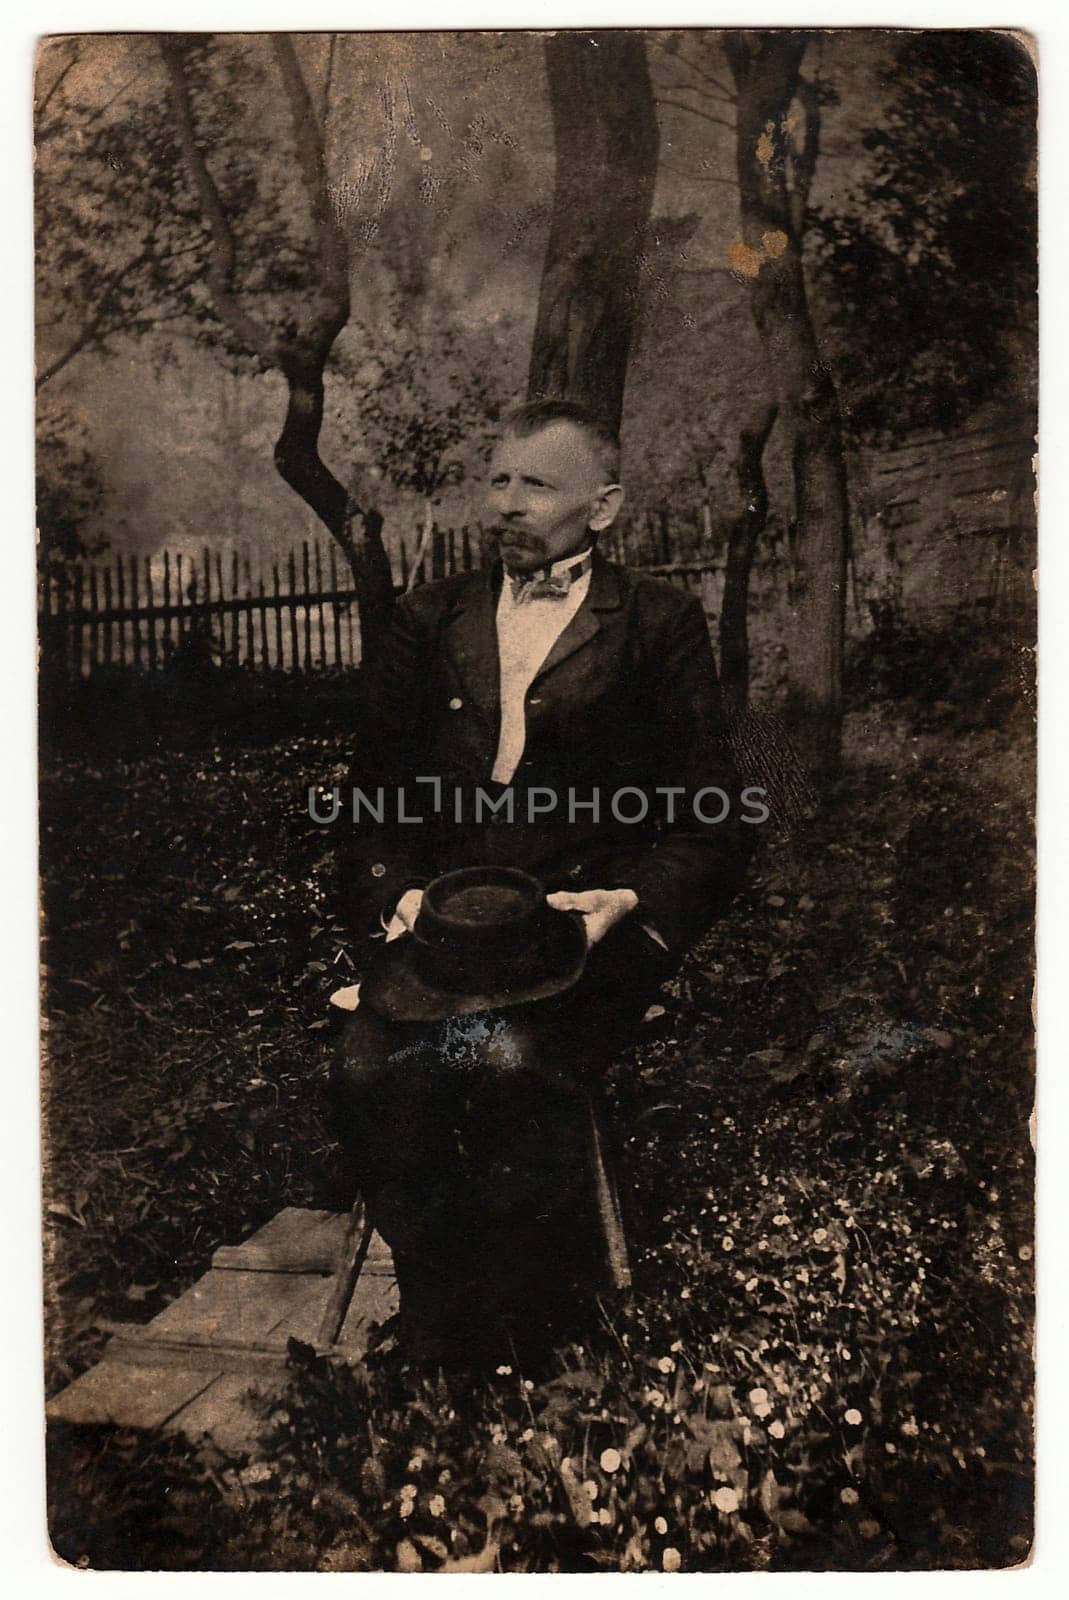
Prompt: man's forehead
<box><xmin>491</xmin><ymin>422</ymin><xmax>606</xmax><ymax>480</ymax></box>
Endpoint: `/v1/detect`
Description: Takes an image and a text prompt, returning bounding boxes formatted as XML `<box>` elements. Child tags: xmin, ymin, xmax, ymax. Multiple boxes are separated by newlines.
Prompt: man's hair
<box><xmin>501</xmin><ymin>399</ymin><xmax>621</xmax><ymax>483</ymax></box>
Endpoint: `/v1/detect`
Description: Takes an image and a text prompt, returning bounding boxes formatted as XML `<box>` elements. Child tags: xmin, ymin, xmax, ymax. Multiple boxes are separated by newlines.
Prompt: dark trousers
<box><xmin>328</xmin><ymin>918</ymin><xmax>673</xmax><ymax>1350</ymax></box>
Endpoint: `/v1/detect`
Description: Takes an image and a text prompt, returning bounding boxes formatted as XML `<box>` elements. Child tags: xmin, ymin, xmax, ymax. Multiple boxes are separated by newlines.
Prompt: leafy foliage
<box><xmin>36</xmin><ymin>408</ymin><xmax>111</xmax><ymax>563</ymax></box>
<box><xmin>326</xmin><ymin>158</ymin><xmax>517</xmax><ymax>511</ymax></box>
<box><xmin>35</xmin><ymin>37</ymin><xmax>334</xmax><ymax>384</ymax></box>
<box><xmin>808</xmin><ymin>32</ymin><xmax>1037</xmax><ymax>438</ymax></box>
<box><xmin>342</xmin><ymin>312</ymin><xmax>499</xmax><ymax>504</ymax></box>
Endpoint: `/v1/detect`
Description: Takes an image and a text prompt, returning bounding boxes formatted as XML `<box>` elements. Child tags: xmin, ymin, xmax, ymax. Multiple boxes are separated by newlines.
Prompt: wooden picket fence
<box><xmin>39</xmin><ymin>540</ymin><xmax>356</xmax><ymax>678</ymax></box>
<box><xmin>38</xmin><ymin>520</ymin><xmax>725</xmax><ymax>680</ymax></box>
<box><xmin>37</xmin><ymin>527</ymin><xmax>481</xmax><ymax>679</ymax></box>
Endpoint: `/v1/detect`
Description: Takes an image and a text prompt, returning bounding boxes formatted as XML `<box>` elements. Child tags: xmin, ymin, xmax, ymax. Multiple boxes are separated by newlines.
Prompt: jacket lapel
<box><xmin>531</xmin><ymin>550</ymin><xmax>624</xmax><ymax>687</ymax></box>
<box><xmin>441</xmin><ymin>552</ymin><xmax>626</xmax><ymax>719</ymax></box>
<box><xmin>443</xmin><ymin>564</ymin><xmax>502</xmax><ymax>723</ymax></box>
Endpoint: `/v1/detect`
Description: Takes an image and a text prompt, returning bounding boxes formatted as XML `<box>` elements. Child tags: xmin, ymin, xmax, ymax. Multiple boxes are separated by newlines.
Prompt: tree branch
<box><xmin>262</xmin><ymin>35</ymin><xmax>355</xmax><ymax>532</ymax></box>
<box><xmin>94</xmin><ymin>61</ymin><xmax>153</xmax><ymax>121</ymax></box>
<box><xmin>36</xmin><ymin>45</ymin><xmax>77</xmax><ymax>121</ymax></box>
<box><xmin>655</xmin><ymin>97</ymin><xmax>735</xmax><ymax>132</ymax></box>
<box><xmin>270</xmin><ymin>34</ymin><xmax>348</xmax><ymax>316</ymax></box>
<box><xmin>36</xmin><ymin>309</ymin><xmax>109</xmax><ymax>391</ymax></box>
<box><xmin>655</xmin><ymin>75</ymin><xmax>736</xmax><ymax>111</ymax></box>
<box><xmin>649</xmin><ymin>38</ymin><xmax>736</xmax><ymax>100</ymax></box>
<box><xmin>35</xmin><ymin>247</ymin><xmax>149</xmax><ymax>389</ymax></box>
<box><xmin>672</xmin><ymin>50</ymin><xmax>736</xmax><ymax>100</ymax></box>
<box><xmin>39</xmin><ymin>60</ymin><xmax>155</xmax><ymax>147</ymax></box>
<box><xmin>158</xmin><ymin>37</ymin><xmax>281</xmax><ymax>366</ymax></box>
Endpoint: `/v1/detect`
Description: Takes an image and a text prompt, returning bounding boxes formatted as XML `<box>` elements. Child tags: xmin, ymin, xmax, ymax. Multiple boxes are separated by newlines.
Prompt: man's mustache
<box><xmin>489</xmin><ymin>526</ymin><xmax>546</xmax><ymax>546</ymax></box>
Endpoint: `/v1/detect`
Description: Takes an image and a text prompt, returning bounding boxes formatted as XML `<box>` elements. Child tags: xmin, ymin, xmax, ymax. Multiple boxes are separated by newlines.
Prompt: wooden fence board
<box><xmin>271</xmin><ymin>561</ymin><xmax>283</xmax><ymax>669</ymax></box>
<box><xmin>301</xmin><ymin>543</ymin><xmax>312</xmax><ymax>671</ymax></box>
<box><xmin>128</xmin><ymin>556</ymin><xmax>140</xmax><ymax>668</ymax></box>
<box><xmin>230</xmin><ymin>549</ymin><xmax>240</xmax><ymax>665</ymax></box>
<box><xmin>241</xmin><ymin>549</ymin><xmax>252</xmax><ymax>666</ymax></box>
<box><xmin>329</xmin><ymin>544</ymin><xmax>342</xmax><ymax>666</ymax></box>
<box><xmin>283</xmin><ymin>550</ymin><xmax>296</xmax><ymax>670</ymax></box>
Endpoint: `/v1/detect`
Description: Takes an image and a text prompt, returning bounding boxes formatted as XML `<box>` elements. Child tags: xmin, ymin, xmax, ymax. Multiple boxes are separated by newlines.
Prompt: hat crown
<box><xmin>362</xmin><ymin>865</ymin><xmax>588</xmax><ymax>1023</ymax></box>
<box><xmin>413</xmin><ymin>868</ymin><xmax>546</xmax><ymax>987</ymax></box>
<box><xmin>417</xmin><ymin>868</ymin><xmax>542</xmax><ymax>948</ymax></box>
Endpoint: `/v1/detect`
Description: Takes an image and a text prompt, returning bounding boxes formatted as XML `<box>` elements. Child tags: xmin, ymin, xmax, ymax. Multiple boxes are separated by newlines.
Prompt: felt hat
<box><xmin>361</xmin><ymin>865</ymin><xmax>588</xmax><ymax>1023</ymax></box>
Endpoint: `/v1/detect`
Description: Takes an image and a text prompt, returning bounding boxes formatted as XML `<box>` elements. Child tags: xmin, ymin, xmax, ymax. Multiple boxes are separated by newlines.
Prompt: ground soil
<box><xmin>41</xmin><ymin>628</ymin><xmax>1035</xmax><ymax>1570</ymax></box>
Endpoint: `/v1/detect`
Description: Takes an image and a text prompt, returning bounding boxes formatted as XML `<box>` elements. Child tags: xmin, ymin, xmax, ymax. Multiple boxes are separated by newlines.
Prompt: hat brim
<box><xmin>361</xmin><ymin>910</ymin><xmax>588</xmax><ymax>1024</ymax></box>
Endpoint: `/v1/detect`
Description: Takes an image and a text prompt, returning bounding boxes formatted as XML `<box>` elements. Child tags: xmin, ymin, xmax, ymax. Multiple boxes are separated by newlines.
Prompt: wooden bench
<box><xmin>46</xmin><ymin>1207</ymin><xmax>398</xmax><ymax>1454</ymax></box>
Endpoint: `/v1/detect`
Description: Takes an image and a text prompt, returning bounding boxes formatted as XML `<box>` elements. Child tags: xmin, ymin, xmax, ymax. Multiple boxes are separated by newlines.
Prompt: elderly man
<box><xmin>329</xmin><ymin>399</ymin><xmax>754</xmax><ymax>1356</ymax></box>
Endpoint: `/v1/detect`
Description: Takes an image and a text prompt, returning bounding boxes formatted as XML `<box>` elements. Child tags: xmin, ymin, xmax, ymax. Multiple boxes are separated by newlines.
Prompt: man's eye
<box><xmin>490</xmin><ymin>476</ymin><xmax>508</xmax><ymax>488</ymax></box>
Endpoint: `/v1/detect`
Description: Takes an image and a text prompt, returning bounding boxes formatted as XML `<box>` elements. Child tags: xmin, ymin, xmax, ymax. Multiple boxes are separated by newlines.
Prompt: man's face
<box><xmin>485</xmin><ymin>422</ymin><xmax>622</xmax><ymax>574</ymax></box>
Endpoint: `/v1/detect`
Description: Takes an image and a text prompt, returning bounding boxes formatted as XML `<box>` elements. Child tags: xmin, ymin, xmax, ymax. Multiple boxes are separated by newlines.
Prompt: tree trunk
<box><xmin>160</xmin><ymin>35</ymin><xmax>395</xmax><ymax>664</ymax></box>
<box><xmin>272</xmin><ymin>354</ymin><xmax>394</xmax><ymax>660</ymax></box>
<box><xmin>528</xmin><ymin>33</ymin><xmax>659</xmax><ymax>434</ymax></box>
<box><xmin>724</xmin><ymin>33</ymin><xmax>849</xmax><ymax>772</ymax></box>
<box><xmin>719</xmin><ymin>400</ymin><xmax>778</xmax><ymax>716</ymax></box>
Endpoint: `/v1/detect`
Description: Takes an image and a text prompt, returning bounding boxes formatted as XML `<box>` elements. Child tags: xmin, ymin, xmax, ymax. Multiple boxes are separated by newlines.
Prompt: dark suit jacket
<box><xmin>340</xmin><ymin>552</ymin><xmax>753</xmax><ymax>956</ymax></box>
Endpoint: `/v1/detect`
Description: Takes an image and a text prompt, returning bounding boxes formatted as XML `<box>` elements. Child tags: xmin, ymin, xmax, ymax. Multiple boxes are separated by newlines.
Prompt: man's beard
<box><xmin>490</xmin><ymin>526</ymin><xmax>592</xmax><ymax>575</ymax></box>
<box><xmin>489</xmin><ymin>527</ymin><xmax>549</xmax><ymax>575</ymax></box>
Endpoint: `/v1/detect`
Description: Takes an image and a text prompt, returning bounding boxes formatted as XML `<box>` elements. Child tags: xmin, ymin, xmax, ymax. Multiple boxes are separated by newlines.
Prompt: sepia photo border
<box><xmin>7</xmin><ymin>0</ymin><xmax>1066</xmax><ymax>1590</ymax></box>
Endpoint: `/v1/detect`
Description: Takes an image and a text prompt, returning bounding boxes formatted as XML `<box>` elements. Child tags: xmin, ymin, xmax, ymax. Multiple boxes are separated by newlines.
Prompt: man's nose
<box><xmin>497</xmin><ymin>485</ymin><xmax>528</xmax><ymax>519</ymax></box>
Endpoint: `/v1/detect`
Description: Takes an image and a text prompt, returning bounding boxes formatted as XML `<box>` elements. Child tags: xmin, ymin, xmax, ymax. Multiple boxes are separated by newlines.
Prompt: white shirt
<box><xmin>490</xmin><ymin>550</ymin><xmax>593</xmax><ymax>785</ymax></box>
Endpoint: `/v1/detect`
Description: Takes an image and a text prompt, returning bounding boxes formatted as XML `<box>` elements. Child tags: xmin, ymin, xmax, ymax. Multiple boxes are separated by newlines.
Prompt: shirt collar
<box><xmin>502</xmin><ymin>546</ymin><xmax>593</xmax><ymax>586</ymax></box>
<box><xmin>542</xmin><ymin>545</ymin><xmax>594</xmax><ymax>582</ymax></box>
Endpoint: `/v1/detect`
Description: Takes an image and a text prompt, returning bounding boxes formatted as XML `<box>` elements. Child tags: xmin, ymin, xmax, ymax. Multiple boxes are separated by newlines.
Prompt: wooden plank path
<box><xmin>47</xmin><ymin>1208</ymin><xmax>398</xmax><ymax>1455</ymax></box>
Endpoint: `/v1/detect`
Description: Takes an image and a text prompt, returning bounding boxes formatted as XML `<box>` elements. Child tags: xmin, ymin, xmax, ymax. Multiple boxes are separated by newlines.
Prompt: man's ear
<box><xmin>588</xmin><ymin>483</ymin><xmax>624</xmax><ymax>533</ymax></box>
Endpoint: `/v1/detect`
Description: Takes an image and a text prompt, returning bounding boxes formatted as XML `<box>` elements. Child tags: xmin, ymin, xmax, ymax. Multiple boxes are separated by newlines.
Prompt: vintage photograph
<box><xmin>37</xmin><ymin>27</ymin><xmax>1036</xmax><ymax>1570</ymax></box>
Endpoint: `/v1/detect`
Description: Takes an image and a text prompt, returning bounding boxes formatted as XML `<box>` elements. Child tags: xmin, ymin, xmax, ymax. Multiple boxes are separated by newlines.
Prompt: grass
<box><xmin>41</xmin><ymin>624</ymin><xmax>1034</xmax><ymax>1570</ymax></box>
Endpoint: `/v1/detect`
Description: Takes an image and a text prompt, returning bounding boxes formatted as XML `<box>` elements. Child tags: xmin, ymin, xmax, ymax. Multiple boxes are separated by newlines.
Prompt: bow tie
<box><xmin>508</xmin><ymin>551</ymin><xmax>593</xmax><ymax>605</ymax></box>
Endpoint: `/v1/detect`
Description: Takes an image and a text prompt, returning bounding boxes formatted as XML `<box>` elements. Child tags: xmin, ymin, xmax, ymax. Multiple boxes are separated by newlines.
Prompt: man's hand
<box><xmin>384</xmin><ymin>887</ymin><xmax>424</xmax><ymax>942</ymax></box>
<box><xmin>546</xmin><ymin>887</ymin><xmax>638</xmax><ymax>947</ymax></box>
<box><xmin>387</xmin><ymin>886</ymin><xmax>641</xmax><ymax>948</ymax></box>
